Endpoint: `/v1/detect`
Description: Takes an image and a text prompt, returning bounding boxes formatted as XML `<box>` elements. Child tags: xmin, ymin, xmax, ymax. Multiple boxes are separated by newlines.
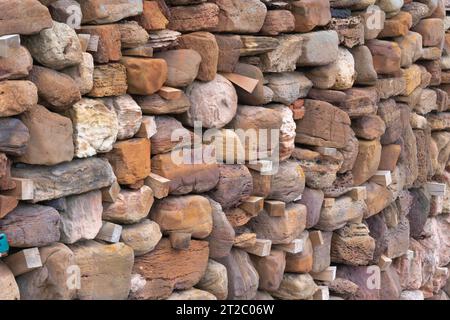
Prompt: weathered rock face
<box><xmin>0</xmin><ymin>204</ymin><xmax>60</xmax><ymax>248</ymax></box>
<box><xmin>0</xmin><ymin>81</ymin><xmax>38</xmax><ymax>117</ymax></box>
<box><xmin>182</xmin><ymin>74</ymin><xmax>237</xmax><ymax>129</ymax></box>
<box><xmin>120</xmin><ymin>219</ymin><xmax>162</xmax><ymax>256</ymax></box>
<box><xmin>178</xmin><ymin>32</ymin><xmax>219</xmax><ymax>82</ymax></box>
<box><xmin>216</xmin><ymin>249</ymin><xmax>259</xmax><ymax>300</ymax></box>
<box><xmin>208</xmin><ymin>164</ymin><xmax>252</xmax><ymax>209</ymax></box>
<box><xmin>251</xmin><ymin>250</ymin><xmax>286</xmax><ymax>292</ymax></box>
<box><xmin>23</xmin><ymin>21</ymin><xmax>83</xmax><ymax>70</ymax></box>
<box><xmin>151</xmin><ymin>147</ymin><xmax>220</xmax><ymax>195</ymax></box>
<box><xmin>296</xmin><ymin>99</ymin><xmax>352</xmax><ymax>148</ymax></box>
<box><xmin>316</xmin><ymin>197</ymin><xmax>367</xmax><ymax>231</ymax></box>
<box><xmin>58</xmin><ymin>190</ymin><xmax>103</xmax><ymax>244</ymax></box>
<box><xmin>154</xmin><ymin>49</ymin><xmax>201</xmax><ymax>88</ymax></box>
<box><xmin>79</xmin><ymin>0</ymin><xmax>143</xmax><ymax>24</ymax></box>
<box><xmin>270</xmin><ymin>273</ymin><xmax>317</xmax><ymax>300</ymax></box>
<box><xmin>28</xmin><ymin>65</ymin><xmax>81</xmax><ymax>113</ymax></box>
<box><xmin>18</xmin><ymin>104</ymin><xmax>74</xmax><ymax>165</ymax></box>
<box><xmin>0</xmin><ymin>261</ymin><xmax>20</xmax><ymax>300</ymax></box>
<box><xmin>211</xmin><ymin>0</ymin><xmax>267</xmax><ymax>33</ymax></box>
<box><xmin>205</xmin><ymin>197</ymin><xmax>234</xmax><ymax>258</ymax></box>
<box><xmin>150</xmin><ymin>195</ymin><xmax>213</xmax><ymax>239</ymax></box>
<box><xmin>196</xmin><ymin>259</ymin><xmax>228</xmax><ymax>300</ymax></box>
<box><xmin>103</xmin><ymin>186</ymin><xmax>154</xmax><ymax>224</ymax></box>
<box><xmin>331</xmin><ymin>223</ymin><xmax>375</xmax><ymax>266</ymax></box>
<box><xmin>0</xmin><ymin>0</ymin><xmax>52</xmax><ymax>36</ymax></box>
<box><xmin>69</xmin><ymin>98</ymin><xmax>118</xmax><ymax>158</ymax></box>
<box><xmin>16</xmin><ymin>243</ymin><xmax>77</xmax><ymax>300</ymax></box>
<box><xmin>101</xmin><ymin>95</ymin><xmax>142</xmax><ymax>140</ymax></box>
<box><xmin>0</xmin><ymin>46</ymin><xmax>33</xmax><ymax>81</ymax></box>
<box><xmin>248</xmin><ymin>203</ymin><xmax>306</xmax><ymax>244</ymax></box>
<box><xmin>12</xmin><ymin>158</ymin><xmax>116</xmax><ymax>203</ymax></box>
<box><xmin>352</xmin><ymin>139</ymin><xmax>382</xmax><ymax>186</ymax></box>
<box><xmin>102</xmin><ymin>138</ymin><xmax>151</xmax><ymax>185</ymax></box>
<box><xmin>131</xmin><ymin>238</ymin><xmax>209</xmax><ymax>300</ymax></box>
<box><xmin>70</xmin><ymin>241</ymin><xmax>134</xmax><ymax>300</ymax></box>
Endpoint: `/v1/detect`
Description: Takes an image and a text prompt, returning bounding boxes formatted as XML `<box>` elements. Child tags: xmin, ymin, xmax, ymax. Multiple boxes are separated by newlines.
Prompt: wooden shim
<box><xmin>313</xmin><ymin>286</ymin><xmax>330</xmax><ymax>300</ymax></box>
<box><xmin>243</xmin><ymin>239</ymin><xmax>272</xmax><ymax>257</ymax></box>
<box><xmin>169</xmin><ymin>232</ymin><xmax>191</xmax><ymax>250</ymax></box>
<box><xmin>246</xmin><ymin>160</ymin><xmax>274</xmax><ymax>175</ymax></box>
<box><xmin>323</xmin><ymin>198</ymin><xmax>335</xmax><ymax>208</ymax></box>
<box><xmin>0</xmin><ymin>195</ymin><xmax>18</xmax><ymax>219</ymax></box>
<box><xmin>122</xmin><ymin>45</ymin><xmax>154</xmax><ymax>57</ymax></box>
<box><xmin>274</xmin><ymin>238</ymin><xmax>304</xmax><ymax>254</ymax></box>
<box><xmin>144</xmin><ymin>173</ymin><xmax>171</xmax><ymax>199</ymax></box>
<box><xmin>101</xmin><ymin>180</ymin><xmax>121</xmax><ymax>203</ymax></box>
<box><xmin>426</xmin><ymin>182</ymin><xmax>447</xmax><ymax>197</ymax></box>
<box><xmin>3</xmin><ymin>178</ymin><xmax>34</xmax><ymax>200</ymax></box>
<box><xmin>310</xmin><ymin>266</ymin><xmax>337</xmax><ymax>282</ymax></box>
<box><xmin>221</xmin><ymin>72</ymin><xmax>259</xmax><ymax>93</ymax></box>
<box><xmin>87</xmin><ymin>35</ymin><xmax>99</xmax><ymax>52</ymax></box>
<box><xmin>135</xmin><ymin>116</ymin><xmax>157</xmax><ymax>139</ymax></box>
<box><xmin>264</xmin><ymin>200</ymin><xmax>285</xmax><ymax>217</ymax></box>
<box><xmin>77</xmin><ymin>34</ymin><xmax>91</xmax><ymax>52</ymax></box>
<box><xmin>370</xmin><ymin>170</ymin><xmax>392</xmax><ymax>187</ymax></box>
<box><xmin>347</xmin><ymin>186</ymin><xmax>367</xmax><ymax>201</ymax></box>
<box><xmin>233</xmin><ymin>233</ymin><xmax>257</xmax><ymax>248</ymax></box>
<box><xmin>436</xmin><ymin>267</ymin><xmax>449</xmax><ymax>277</ymax></box>
<box><xmin>239</xmin><ymin>196</ymin><xmax>264</xmax><ymax>215</ymax></box>
<box><xmin>158</xmin><ymin>86</ymin><xmax>182</xmax><ymax>100</ymax></box>
<box><xmin>0</xmin><ymin>34</ymin><xmax>20</xmax><ymax>58</ymax></box>
<box><xmin>378</xmin><ymin>255</ymin><xmax>392</xmax><ymax>271</ymax></box>
<box><xmin>406</xmin><ymin>250</ymin><xmax>414</xmax><ymax>261</ymax></box>
<box><xmin>309</xmin><ymin>230</ymin><xmax>324</xmax><ymax>247</ymax></box>
<box><xmin>95</xmin><ymin>221</ymin><xmax>122</xmax><ymax>243</ymax></box>
<box><xmin>3</xmin><ymin>248</ymin><xmax>42</xmax><ymax>276</ymax></box>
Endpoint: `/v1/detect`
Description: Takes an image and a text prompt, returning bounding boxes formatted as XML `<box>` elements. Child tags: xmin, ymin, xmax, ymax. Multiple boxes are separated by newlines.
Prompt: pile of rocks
<box><xmin>1</xmin><ymin>0</ymin><xmax>450</xmax><ymax>300</ymax></box>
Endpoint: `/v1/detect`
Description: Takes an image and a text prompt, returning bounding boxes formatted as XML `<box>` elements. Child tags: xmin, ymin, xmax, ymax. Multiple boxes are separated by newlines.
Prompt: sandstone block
<box><xmin>168</xmin><ymin>3</ymin><xmax>219</xmax><ymax>32</ymax></box>
<box><xmin>151</xmin><ymin>195</ymin><xmax>213</xmax><ymax>239</ymax></box>
<box><xmin>211</xmin><ymin>0</ymin><xmax>267</xmax><ymax>33</ymax></box>
<box><xmin>16</xmin><ymin>243</ymin><xmax>76</xmax><ymax>300</ymax></box>
<box><xmin>182</xmin><ymin>74</ymin><xmax>237</xmax><ymax>129</ymax></box>
<box><xmin>12</xmin><ymin>157</ymin><xmax>116</xmax><ymax>203</ymax></box>
<box><xmin>102</xmin><ymin>138</ymin><xmax>150</xmax><ymax>185</ymax></box>
<box><xmin>103</xmin><ymin>186</ymin><xmax>154</xmax><ymax>224</ymax></box>
<box><xmin>79</xmin><ymin>24</ymin><xmax>121</xmax><ymax>64</ymax></box>
<box><xmin>248</xmin><ymin>203</ymin><xmax>306</xmax><ymax>245</ymax></box>
<box><xmin>121</xmin><ymin>219</ymin><xmax>162</xmax><ymax>256</ymax></box>
<box><xmin>23</xmin><ymin>21</ymin><xmax>82</xmax><ymax>70</ymax></box>
<box><xmin>0</xmin><ymin>0</ymin><xmax>52</xmax><ymax>36</ymax></box>
<box><xmin>154</xmin><ymin>49</ymin><xmax>201</xmax><ymax>88</ymax></box>
<box><xmin>196</xmin><ymin>260</ymin><xmax>228</xmax><ymax>300</ymax></box>
<box><xmin>0</xmin><ymin>81</ymin><xmax>38</xmax><ymax>117</ymax></box>
<box><xmin>216</xmin><ymin>248</ymin><xmax>259</xmax><ymax>300</ymax></box>
<box><xmin>151</xmin><ymin>147</ymin><xmax>219</xmax><ymax>195</ymax></box>
<box><xmin>178</xmin><ymin>32</ymin><xmax>219</xmax><ymax>82</ymax></box>
<box><xmin>121</xmin><ymin>57</ymin><xmax>167</xmax><ymax>95</ymax></box>
<box><xmin>71</xmin><ymin>241</ymin><xmax>134</xmax><ymax>300</ymax></box>
<box><xmin>131</xmin><ymin>238</ymin><xmax>209</xmax><ymax>300</ymax></box>
<box><xmin>70</xmin><ymin>98</ymin><xmax>118</xmax><ymax>158</ymax></box>
<box><xmin>291</xmin><ymin>0</ymin><xmax>331</xmax><ymax>32</ymax></box>
<box><xmin>88</xmin><ymin>63</ymin><xmax>128</xmax><ymax>97</ymax></box>
<box><xmin>297</xmin><ymin>31</ymin><xmax>339</xmax><ymax>67</ymax></box>
<box><xmin>0</xmin><ymin>204</ymin><xmax>60</xmax><ymax>248</ymax></box>
<box><xmin>296</xmin><ymin>99</ymin><xmax>352</xmax><ymax>148</ymax></box>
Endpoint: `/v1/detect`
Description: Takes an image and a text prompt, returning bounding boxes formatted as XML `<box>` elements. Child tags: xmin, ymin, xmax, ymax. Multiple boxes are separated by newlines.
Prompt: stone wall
<box><xmin>0</xmin><ymin>0</ymin><xmax>450</xmax><ymax>300</ymax></box>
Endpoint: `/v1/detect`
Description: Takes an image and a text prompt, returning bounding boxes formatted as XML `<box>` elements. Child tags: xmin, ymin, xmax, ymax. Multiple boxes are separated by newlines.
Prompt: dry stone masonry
<box><xmin>1</xmin><ymin>0</ymin><xmax>450</xmax><ymax>301</ymax></box>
